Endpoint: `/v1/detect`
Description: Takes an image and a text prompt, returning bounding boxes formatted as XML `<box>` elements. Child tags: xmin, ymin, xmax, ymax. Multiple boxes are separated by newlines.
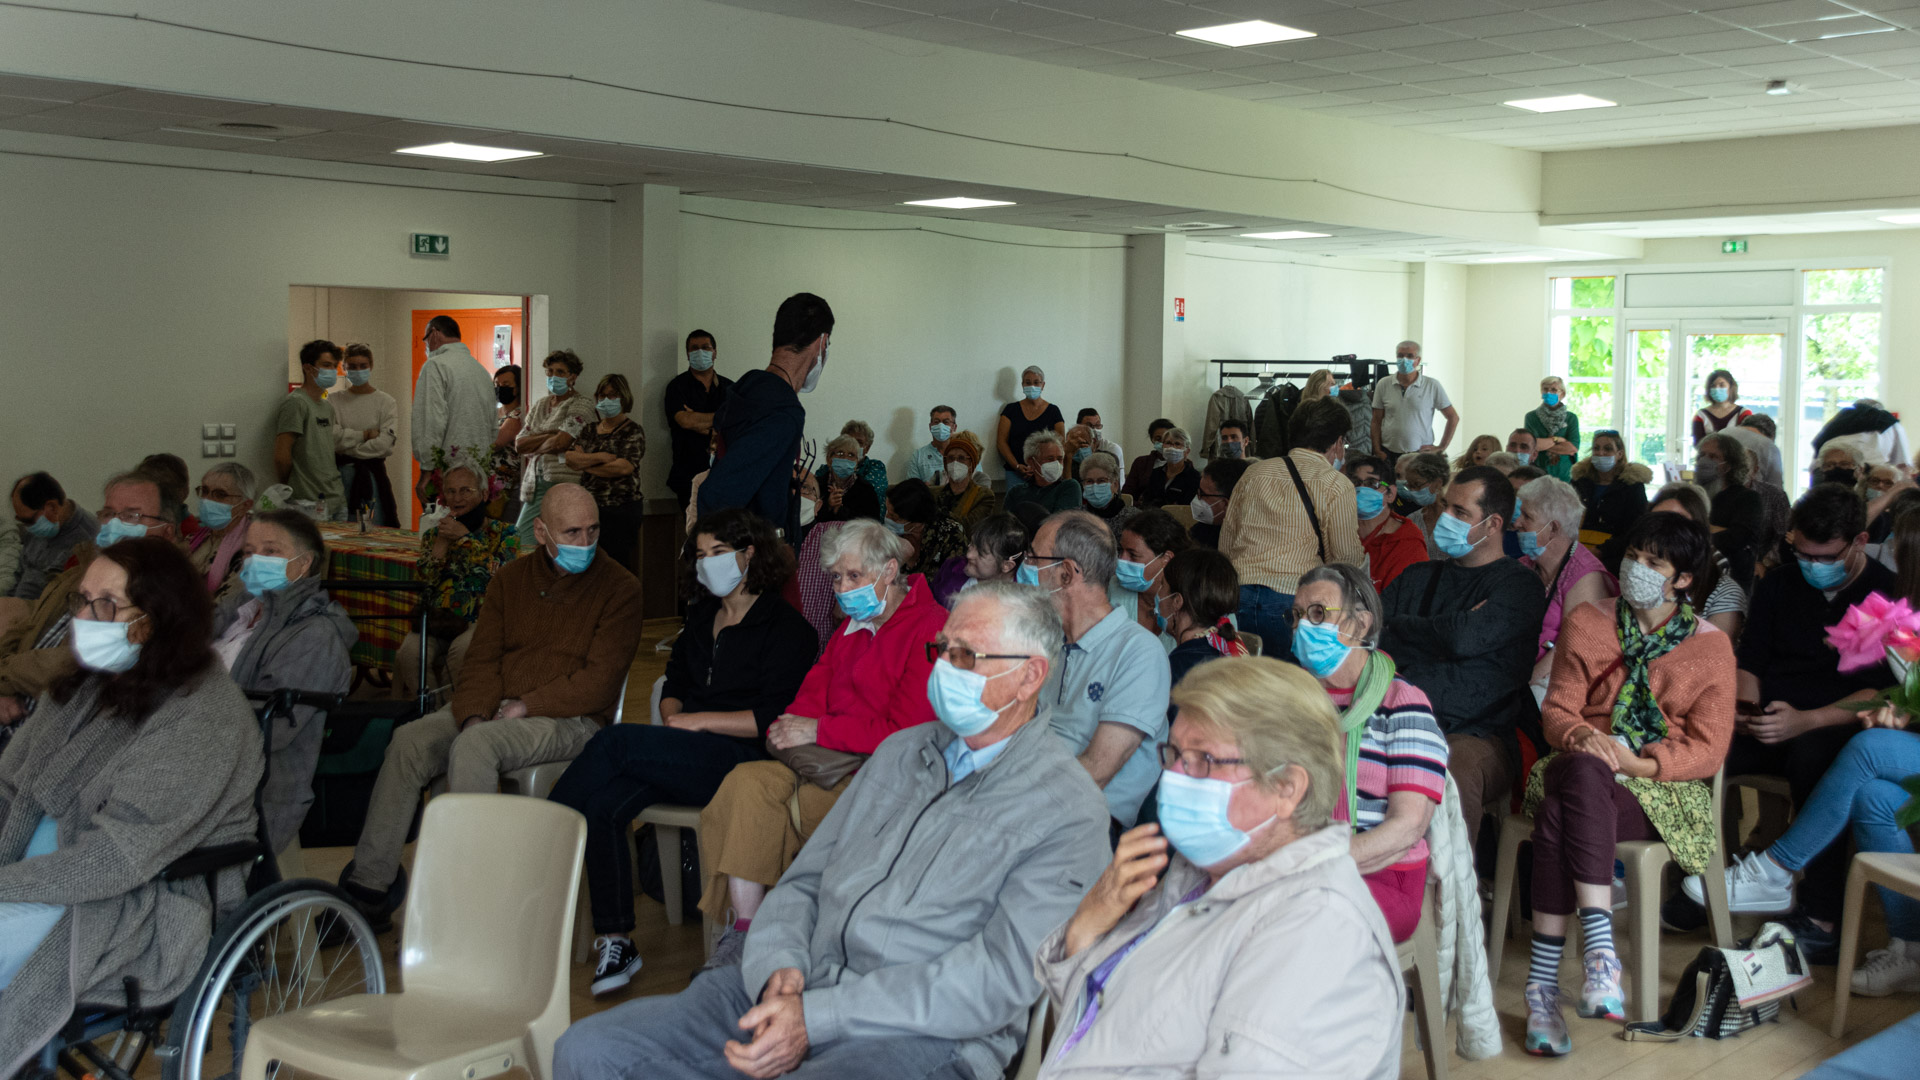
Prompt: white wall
<box><xmin>1179</xmin><ymin>242</ymin><xmax>1412</xmax><ymax>445</ymax></box>
<box><xmin>0</xmin><ymin>132</ymin><xmax>609</xmax><ymax>505</ymax></box>
<box><xmin>672</xmin><ymin>197</ymin><xmax>1126</xmax><ymax>487</ymax></box>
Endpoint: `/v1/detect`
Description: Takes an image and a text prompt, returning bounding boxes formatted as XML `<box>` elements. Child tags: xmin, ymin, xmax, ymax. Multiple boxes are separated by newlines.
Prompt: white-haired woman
<box><xmin>187</xmin><ymin>461</ymin><xmax>256</xmax><ymax>598</ymax></box>
<box><xmin>814</xmin><ymin>433</ymin><xmax>882</xmax><ymax>523</ymax></box>
<box><xmin>1516</xmin><ymin>476</ymin><xmax>1617</xmax><ymax>694</ymax></box>
<box><xmin>998</xmin><ymin>364</ymin><xmax>1066</xmax><ymax>490</ymax></box>
<box><xmin>1036</xmin><ymin>658</ymin><xmax>1403</xmax><ymax>1078</ymax></box>
<box><xmin>1137</xmin><ymin>426</ymin><xmax>1199</xmax><ymax>509</ymax></box>
<box><xmin>1525</xmin><ymin>376</ymin><xmax>1581</xmax><ymax>481</ymax></box>
<box><xmin>695</xmin><ymin>519</ymin><xmax>950</xmax><ymax>965</ymax></box>
<box><xmin>839</xmin><ymin>419</ymin><xmax>890</xmax><ymax>504</ymax></box>
<box><xmin>398</xmin><ymin>457</ymin><xmax>518</xmax><ymax>701</ymax></box>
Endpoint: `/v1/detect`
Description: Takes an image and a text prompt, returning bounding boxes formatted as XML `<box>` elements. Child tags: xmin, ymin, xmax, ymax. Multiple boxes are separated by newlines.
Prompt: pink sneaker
<box><xmin>1578</xmin><ymin>947</ymin><xmax>1625</xmax><ymax>1021</ymax></box>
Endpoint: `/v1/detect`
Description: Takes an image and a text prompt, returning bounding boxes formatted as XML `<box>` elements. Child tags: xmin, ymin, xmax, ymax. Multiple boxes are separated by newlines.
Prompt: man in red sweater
<box><xmin>341</xmin><ymin>483</ymin><xmax>643</xmax><ymax>929</ymax></box>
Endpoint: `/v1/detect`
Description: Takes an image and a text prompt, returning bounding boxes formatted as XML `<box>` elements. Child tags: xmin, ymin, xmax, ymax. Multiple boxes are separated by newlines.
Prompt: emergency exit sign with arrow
<box><xmin>411</xmin><ymin>233</ymin><xmax>451</xmax><ymax>256</ymax></box>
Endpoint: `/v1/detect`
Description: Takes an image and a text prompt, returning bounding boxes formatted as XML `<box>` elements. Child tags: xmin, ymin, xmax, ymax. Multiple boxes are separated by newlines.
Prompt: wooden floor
<box><xmin>281</xmin><ymin>617</ymin><xmax>1916</xmax><ymax>1079</ymax></box>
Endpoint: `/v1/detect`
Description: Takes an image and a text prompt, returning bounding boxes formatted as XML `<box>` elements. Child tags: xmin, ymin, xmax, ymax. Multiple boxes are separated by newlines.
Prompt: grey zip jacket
<box><xmin>213</xmin><ymin>575</ymin><xmax>355</xmax><ymax>853</ymax></box>
<box><xmin>741</xmin><ymin>712</ymin><xmax>1111</xmax><ymax>1080</ymax></box>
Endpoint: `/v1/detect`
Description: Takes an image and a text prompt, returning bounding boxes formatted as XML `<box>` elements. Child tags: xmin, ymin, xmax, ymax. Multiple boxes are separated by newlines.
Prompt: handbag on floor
<box><xmin>1624</xmin><ymin>921</ymin><xmax>1814</xmax><ymax>1041</ymax></box>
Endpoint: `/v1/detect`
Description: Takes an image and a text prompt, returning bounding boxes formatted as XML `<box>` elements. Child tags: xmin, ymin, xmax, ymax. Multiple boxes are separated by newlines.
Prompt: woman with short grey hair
<box><xmin>839</xmin><ymin>419</ymin><xmax>889</xmax><ymax>499</ymax></box>
<box><xmin>187</xmin><ymin>462</ymin><xmax>259</xmax><ymax>597</ymax></box>
<box><xmin>815</xmin><ymin>432</ymin><xmax>882</xmax><ymax>524</ymax></box>
<box><xmin>1515</xmin><ymin>476</ymin><xmax>1617</xmax><ymax>693</ymax></box>
<box><xmin>1138</xmin><ymin>426</ymin><xmax>1199</xmax><ymax>510</ymax></box>
<box><xmin>999</xmin><ymin>365</ymin><xmax>1066</xmax><ymax>488</ymax></box>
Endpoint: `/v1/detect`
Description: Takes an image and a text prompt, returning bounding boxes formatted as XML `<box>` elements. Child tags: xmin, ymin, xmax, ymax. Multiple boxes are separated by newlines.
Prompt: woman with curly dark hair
<box><xmin>0</xmin><ymin>537</ymin><xmax>262</xmax><ymax>1074</ymax></box>
<box><xmin>548</xmin><ymin>508</ymin><xmax>817</xmax><ymax>997</ymax></box>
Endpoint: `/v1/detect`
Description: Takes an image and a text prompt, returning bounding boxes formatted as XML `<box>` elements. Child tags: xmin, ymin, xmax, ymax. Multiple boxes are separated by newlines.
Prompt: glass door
<box><xmin>1680</xmin><ymin>321</ymin><xmax>1787</xmax><ymax>478</ymax></box>
<box><xmin>1624</xmin><ymin>325</ymin><xmax>1674</xmax><ymax>471</ymax></box>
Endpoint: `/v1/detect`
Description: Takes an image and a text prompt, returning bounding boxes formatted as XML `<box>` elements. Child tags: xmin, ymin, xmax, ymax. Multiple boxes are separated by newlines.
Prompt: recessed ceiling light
<box><xmin>1503</xmin><ymin>94</ymin><xmax>1617</xmax><ymax>113</ymax></box>
<box><xmin>1176</xmin><ymin>20</ymin><xmax>1316</xmax><ymax>47</ymax></box>
<box><xmin>1239</xmin><ymin>230</ymin><xmax>1331</xmax><ymax>240</ymax></box>
<box><xmin>1878</xmin><ymin>213</ymin><xmax>1920</xmax><ymax>225</ymax></box>
<box><xmin>902</xmin><ymin>197</ymin><xmax>1016</xmax><ymax>209</ymax></box>
<box><xmin>395</xmin><ymin>142</ymin><xmax>543</xmax><ymax>162</ymax></box>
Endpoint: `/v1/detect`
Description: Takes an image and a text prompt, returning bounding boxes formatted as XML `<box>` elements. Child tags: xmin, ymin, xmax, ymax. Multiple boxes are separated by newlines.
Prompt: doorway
<box><xmin>1625</xmin><ymin>320</ymin><xmax>1787</xmax><ymax>475</ymax></box>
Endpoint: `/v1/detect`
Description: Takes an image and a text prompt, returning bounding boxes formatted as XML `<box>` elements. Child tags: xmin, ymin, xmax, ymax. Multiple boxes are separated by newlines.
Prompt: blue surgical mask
<box><xmin>1518</xmin><ymin>530</ymin><xmax>1544</xmax><ymax>559</ymax></box>
<box><xmin>1156</xmin><ymin>770</ymin><xmax>1271</xmax><ymax>868</ymax></box>
<box><xmin>1083</xmin><ymin>481</ymin><xmax>1114</xmax><ymax>509</ymax></box>
<box><xmin>239</xmin><ymin>554</ymin><xmax>292</xmax><ymax>596</ymax></box>
<box><xmin>1800</xmin><ymin>556</ymin><xmax>1849</xmax><ymax>591</ymax></box>
<box><xmin>696</xmin><ymin>552</ymin><xmax>745</xmax><ymax>598</ymax></box>
<box><xmin>95</xmin><ymin>518</ymin><xmax>148</xmax><ymax>548</ymax></box>
<box><xmin>70</xmin><ymin>615</ymin><xmax>143</xmax><ymax>674</ymax></box>
<box><xmin>1153</xmin><ymin>592</ymin><xmax>1168</xmax><ymax>633</ymax></box>
<box><xmin>547</xmin><ymin>374</ymin><xmax>571</xmax><ymax>395</ymax></box>
<box><xmin>1396</xmin><ymin>484</ymin><xmax>1436</xmax><ymax>507</ymax></box>
<box><xmin>1152</xmin><ymin>441</ymin><xmax>1164</xmax><ymax>454</ymax></box>
<box><xmin>1074</xmin><ymin>447</ymin><xmax>1091</xmax><ymax>464</ymax></box>
<box><xmin>1514</xmin><ymin>452</ymin><xmax>1532</xmax><ymax>467</ymax></box>
<box><xmin>553</xmin><ymin>542</ymin><xmax>596</xmax><ymax>574</ymax></box>
<box><xmin>836</xmin><ymin>581</ymin><xmax>886</xmax><ymax>621</ymax></box>
<box><xmin>1022</xmin><ymin>385</ymin><xmax>1043</xmax><ymax>401</ymax></box>
<box><xmin>1115</xmin><ymin>556</ymin><xmax>1159</xmax><ymax>593</ymax></box>
<box><xmin>1694</xmin><ymin>459</ymin><xmax>1720</xmax><ymax>483</ymax></box>
<box><xmin>345</xmin><ymin>369</ymin><xmax>371</xmax><ymax>387</ymax></box>
<box><xmin>1291</xmin><ymin>621</ymin><xmax>1352</xmax><ymax>680</ymax></box>
<box><xmin>1356</xmin><ymin>486</ymin><xmax>1385</xmax><ymax>519</ymax></box>
<box><xmin>1710</xmin><ymin>386</ymin><xmax>1729</xmax><ymax>404</ymax></box>
<box><xmin>883</xmin><ymin>517</ymin><xmax>907</xmax><ymax>536</ymax></box>
<box><xmin>688</xmin><ymin>349</ymin><xmax>715</xmax><ymax>372</ymax></box>
<box><xmin>310</xmin><ymin>367</ymin><xmax>335</xmax><ymax>389</ymax></box>
<box><xmin>830</xmin><ymin>458</ymin><xmax>857</xmax><ymax>479</ymax></box>
<box><xmin>1433</xmin><ymin>512</ymin><xmax>1482</xmax><ymax>560</ymax></box>
<box><xmin>1016</xmin><ymin>562</ymin><xmax>1041</xmax><ymax>588</ymax></box>
<box><xmin>1592</xmin><ymin>455</ymin><xmax>1618</xmax><ymax>474</ymax></box>
<box><xmin>1542</xmin><ymin>392</ymin><xmax>1560</xmax><ymax>407</ymax></box>
<box><xmin>925</xmin><ymin>658</ymin><xmax>1019</xmax><ymax>738</ymax></box>
<box><xmin>1163</xmin><ymin>448</ymin><xmax>1186</xmax><ymax>465</ymax></box>
<box><xmin>1221</xmin><ymin>442</ymin><xmax>1244</xmax><ymax>459</ymax></box>
<box><xmin>24</xmin><ymin>513</ymin><xmax>58</xmax><ymax>539</ymax></box>
<box><xmin>930</xmin><ymin>422</ymin><xmax>952</xmax><ymax>442</ymax></box>
<box><xmin>1396</xmin><ymin>357</ymin><xmax>1417</xmax><ymax>375</ymax></box>
<box><xmin>595</xmin><ymin>397</ymin><xmax>622</xmax><ymax>419</ymax></box>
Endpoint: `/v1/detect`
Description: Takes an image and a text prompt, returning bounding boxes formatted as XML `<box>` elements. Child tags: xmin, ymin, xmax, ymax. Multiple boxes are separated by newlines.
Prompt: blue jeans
<box><xmin>0</xmin><ymin>816</ymin><xmax>63</xmax><ymax>989</ymax></box>
<box><xmin>1236</xmin><ymin>585</ymin><xmax>1294</xmax><ymax>663</ymax></box>
<box><xmin>1770</xmin><ymin>729</ymin><xmax>1920</xmax><ymax>939</ymax></box>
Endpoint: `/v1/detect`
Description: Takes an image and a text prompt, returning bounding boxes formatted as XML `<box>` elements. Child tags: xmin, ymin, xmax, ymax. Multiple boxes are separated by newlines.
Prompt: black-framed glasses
<box><xmin>193</xmin><ymin>485</ymin><xmax>243</xmax><ymax>502</ymax></box>
<box><xmin>97</xmin><ymin>508</ymin><xmax>169</xmax><ymax>527</ymax></box>
<box><xmin>1158</xmin><ymin>744</ymin><xmax>1252</xmax><ymax>779</ymax></box>
<box><xmin>1285</xmin><ymin>603</ymin><xmax>1345</xmax><ymax>627</ymax></box>
<box><xmin>1792</xmin><ymin>546</ymin><xmax>1850</xmax><ymax>565</ymax></box>
<box><xmin>925</xmin><ymin>642</ymin><xmax>1032</xmax><ymax>670</ymax></box>
<box><xmin>69</xmin><ymin>593</ymin><xmax>132</xmax><ymax>623</ymax></box>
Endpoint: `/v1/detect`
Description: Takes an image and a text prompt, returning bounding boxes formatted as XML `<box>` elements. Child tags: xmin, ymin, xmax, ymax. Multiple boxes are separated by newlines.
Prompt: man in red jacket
<box><xmin>695</xmin><ymin>519</ymin><xmax>947</xmax><ymax>967</ymax></box>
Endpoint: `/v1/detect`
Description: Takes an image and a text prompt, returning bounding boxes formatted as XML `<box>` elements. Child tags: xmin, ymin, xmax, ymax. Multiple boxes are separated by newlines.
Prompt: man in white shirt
<box><xmin>331</xmin><ymin>344</ymin><xmax>400</xmax><ymax>526</ymax></box>
<box><xmin>1370</xmin><ymin>340</ymin><xmax>1459</xmax><ymax>464</ymax></box>
<box><xmin>410</xmin><ymin>316</ymin><xmax>498</xmax><ymax>480</ymax></box>
<box><xmin>907</xmin><ymin>405</ymin><xmax>959</xmax><ymax>485</ymax></box>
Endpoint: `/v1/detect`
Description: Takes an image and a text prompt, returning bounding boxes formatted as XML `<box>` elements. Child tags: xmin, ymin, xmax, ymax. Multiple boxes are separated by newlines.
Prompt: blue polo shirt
<box><xmin>1044</xmin><ymin>606</ymin><xmax>1172</xmax><ymax>826</ymax></box>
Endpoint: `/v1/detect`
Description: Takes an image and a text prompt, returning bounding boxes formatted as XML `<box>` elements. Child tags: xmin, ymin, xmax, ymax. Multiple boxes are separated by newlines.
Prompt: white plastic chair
<box><xmin>1399</xmin><ymin>883</ymin><xmax>1447</xmax><ymax>1080</ymax></box>
<box><xmin>239</xmin><ymin>794</ymin><xmax>587</xmax><ymax>1080</ymax></box>
<box><xmin>1010</xmin><ymin>997</ymin><xmax>1048</xmax><ymax>1080</ymax></box>
<box><xmin>633</xmin><ymin>677</ymin><xmax>706</xmax><ymax>931</ymax></box>
<box><xmin>1831</xmin><ymin>852</ymin><xmax>1920</xmax><ymax>1038</ymax></box>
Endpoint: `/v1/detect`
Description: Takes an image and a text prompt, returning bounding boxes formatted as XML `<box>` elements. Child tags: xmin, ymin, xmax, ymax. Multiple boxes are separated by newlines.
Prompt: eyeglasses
<box><xmin>925</xmin><ymin>642</ymin><xmax>1032</xmax><ymax>670</ymax></box>
<box><xmin>1792</xmin><ymin>546</ymin><xmax>1850</xmax><ymax>565</ymax></box>
<box><xmin>1285</xmin><ymin>604</ymin><xmax>1345</xmax><ymax>627</ymax></box>
<box><xmin>98</xmin><ymin>509</ymin><xmax>168</xmax><ymax>526</ymax></box>
<box><xmin>1159</xmin><ymin>744</ymin><xmax>1253</xmax><ymax>780</ymax></box>
<box><xmin>194</xmin><ymin>486</ymin><xmax>241</xmax><ymax>501</ymax></box>
<box><xmin>69</xmin><ymin>592</ymin><xmax>134</xmax><ymax>623</ymax></box>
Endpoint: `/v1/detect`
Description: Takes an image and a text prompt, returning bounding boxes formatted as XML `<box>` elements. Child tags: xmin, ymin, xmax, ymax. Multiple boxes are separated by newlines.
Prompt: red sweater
<box><xmin>794</xmin><ymin>575</ymin><xmax>947</xmax><ymax>753</ymax></box>
<box><xmin>1542</xmin><ymin>599</ymin><xmax>1734</xmax><ymax>782</ymax></box>
<box><xmin>1362</xmin><ymin>513</ymin><xmax>1429</xmax><ymax>596</ymax></box>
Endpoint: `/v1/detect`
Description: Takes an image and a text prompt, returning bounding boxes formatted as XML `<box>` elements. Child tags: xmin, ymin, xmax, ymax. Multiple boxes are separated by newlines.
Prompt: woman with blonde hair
<box><xmin>1452</xmin><ymin>434</ymin><xmax>1501</xmax><ymax>472</ymax></box>
<box><xmin>1302</xmin><ymin>368</ymin><xmax>1336</xmax><ymax>403</ymax></box>
<box><xmin>1525</xmin><ymin>376</ymin><xmax>1582</xmax><ymax>481</ymax></box>
<box><xmin>1035</xmin><ymin>657</ymin><xmax>1403</xmax><ymax>1078</ymax></box>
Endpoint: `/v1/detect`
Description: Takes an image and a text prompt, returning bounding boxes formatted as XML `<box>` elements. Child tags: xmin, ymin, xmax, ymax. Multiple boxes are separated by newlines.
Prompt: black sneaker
<box><xmin>591</xmin><ymin>936</ymin><xmax>643</xmax><ymax>996</ymax></box>
<box><xmin>334</xmin><ymin>861</ymin><xmax>404</xmax><ymax>936</ymax></box>
<box><xmin>1778</xmin><ymin>912</ymin><xmax>1839</xmax><ymax>965</ymax></box>
<box><xmin>1661</xmin><ymin>891</ymin><xmax>1707</xmax><ymax>933</ymax></box>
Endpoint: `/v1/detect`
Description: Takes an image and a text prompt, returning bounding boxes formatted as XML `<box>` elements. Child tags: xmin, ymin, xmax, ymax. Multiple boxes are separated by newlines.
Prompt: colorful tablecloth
<box><xmin>318</xmin><ymin>522</ymin><xmax>423</xmax><ymax>669</ymax></box>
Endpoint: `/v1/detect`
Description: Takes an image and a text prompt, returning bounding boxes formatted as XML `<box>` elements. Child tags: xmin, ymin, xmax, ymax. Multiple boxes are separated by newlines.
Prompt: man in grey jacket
<box><xmin>555</xmin><ymin>583</ymin><xmax>1111</xmax><ymax>1080</ymax></box>
<box><xmin>411</xmin><ymin>316</ymin><xmax>498</xmax><ymax>473</ymax></box>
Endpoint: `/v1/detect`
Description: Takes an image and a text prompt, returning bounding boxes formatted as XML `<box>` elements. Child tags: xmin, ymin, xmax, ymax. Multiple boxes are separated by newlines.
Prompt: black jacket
<box><xmin>1710</xmin><ymin>483</ymin><xmax>1766</xmax><ymax>587</ymax></box>
<box><xmin>1572</xmin><ymin>459</ymin><xmax>1650</xmax><ymax>571</ymax></box>
<box><xmin>1738</xmin><ymin>558</ymin><xmax>1898</xmax><ymax>710</ymax></box>
<box><xmin>1380</xmin><ymin>557</ymin><xmax>1546</xmax><ymax>744</ymax></box>
<box><xmin>663</xmin><ymin>591</ymin><xmax>820</xmax><ymax>747</ymax></box>
<box><xmin>699</xmin><ymin>369</ymin><xmax>803</xmax><ymax>537</ymax></box>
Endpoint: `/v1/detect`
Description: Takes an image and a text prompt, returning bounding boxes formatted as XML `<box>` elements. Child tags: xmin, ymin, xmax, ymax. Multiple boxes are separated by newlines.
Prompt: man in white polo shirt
<box><xmin>1370</xmin><ymin>339</ymin><xmax>1459</xmax><ymax>466</ymax></box>
<box><xmin>1022</xmin><ymin>509</ymin><xmax>1171</xmax><ymax>830</ymax></box>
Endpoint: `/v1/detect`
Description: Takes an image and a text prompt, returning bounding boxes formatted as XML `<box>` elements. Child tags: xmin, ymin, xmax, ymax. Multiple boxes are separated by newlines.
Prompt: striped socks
<box><xmin>1580</xmin><ymin>907</ymin><xmax>1616</xmax><ymax>956</ymax></box>
<box><xmin>1529</xmin><ymin>932</ymin><xmax>1565</xmax><ymax>987</ymax></box>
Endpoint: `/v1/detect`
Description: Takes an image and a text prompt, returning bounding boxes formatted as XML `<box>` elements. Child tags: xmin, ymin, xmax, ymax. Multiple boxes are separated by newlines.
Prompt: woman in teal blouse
<box><xmin>1526</xmin><ymin>375</ymin><xmax>1582</xmax><ymax>482</ymax></box>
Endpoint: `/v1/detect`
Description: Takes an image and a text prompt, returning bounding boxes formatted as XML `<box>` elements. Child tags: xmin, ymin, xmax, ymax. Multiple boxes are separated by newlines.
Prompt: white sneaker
<box><xmin>1682</xmin><ymin>851</ymin><xmax>1794</xmax><ymax>914</ymax></box>
<box><xmin>1852</xmin><ymin>939</ymin><xmax>1920</xmax><ymax>997</ymax></box>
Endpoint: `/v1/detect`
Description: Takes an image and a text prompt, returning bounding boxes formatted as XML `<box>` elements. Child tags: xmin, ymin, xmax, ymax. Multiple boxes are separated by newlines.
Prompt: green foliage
<box><xmin>1570</xmin><ymin>276</ymin><xmax>1615</xmax><ymax>308</ymax></box>
<box><xmin>1632</xmin><ymin>331</ymin><xmax>1670</xmax><ymax>464</ymax></box>
<box><xmin>1805</xmin><ymin>268</ymin><xmax>1883</xmax><ymax>306</ymax></box>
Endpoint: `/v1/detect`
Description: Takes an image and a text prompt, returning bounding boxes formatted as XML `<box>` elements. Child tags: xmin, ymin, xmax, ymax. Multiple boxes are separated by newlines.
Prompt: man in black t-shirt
<box><xmin>663</xmin><ymin>328</ymin><xmax>733</xmax><ymax>512</ymax></box>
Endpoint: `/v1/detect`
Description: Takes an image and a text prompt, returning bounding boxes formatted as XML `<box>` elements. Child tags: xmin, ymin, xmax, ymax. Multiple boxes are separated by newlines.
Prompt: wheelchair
<box><xmin>25</xmin><ymin>687</ymin><xmax>394</xmax><ymax>1080</ymax></box>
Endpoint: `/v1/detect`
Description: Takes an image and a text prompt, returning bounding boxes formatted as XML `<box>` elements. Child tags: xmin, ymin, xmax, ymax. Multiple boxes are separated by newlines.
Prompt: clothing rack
<box><xmin>1208</xmin><ymin>357</ymin><xmax>1391</xmax><ymax>392</ymax></box>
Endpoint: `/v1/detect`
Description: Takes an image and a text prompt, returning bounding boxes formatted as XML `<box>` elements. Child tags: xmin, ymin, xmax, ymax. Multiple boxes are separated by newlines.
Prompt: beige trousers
<box><xmin>695</xmin><ymin>760</ymin><xmax>851</xmax><ymax>920</ymax></box>
<box><xmin>394</xmin><ymin>627</ymin><xmax>474</xmax><ymax>702</ymax></box>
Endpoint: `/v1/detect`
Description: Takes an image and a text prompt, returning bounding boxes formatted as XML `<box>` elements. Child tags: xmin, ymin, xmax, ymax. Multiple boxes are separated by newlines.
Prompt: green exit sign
<box><xmin>411</xmin><ymin>233</ymin><xmax>450</xmax><ymax>256</ymax></box>
<box><xmin>1722</xmin><ymin>239</ymin><xmax>1747</xmax><ymax>254</ymax></box>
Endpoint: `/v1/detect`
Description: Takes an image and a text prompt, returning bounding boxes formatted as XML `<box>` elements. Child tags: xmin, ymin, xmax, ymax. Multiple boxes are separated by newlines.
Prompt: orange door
<box><xmin>410</xmin><ymin>307</ymin><xmax>525</xmax><ymax>527</ymax></box>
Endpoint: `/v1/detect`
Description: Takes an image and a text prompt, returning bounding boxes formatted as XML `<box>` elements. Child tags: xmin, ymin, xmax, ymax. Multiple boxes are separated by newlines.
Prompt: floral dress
<box><xmin>416</xmin><ymin>516</ymin><xmax>519</xmax><ymax>631</ymax></box>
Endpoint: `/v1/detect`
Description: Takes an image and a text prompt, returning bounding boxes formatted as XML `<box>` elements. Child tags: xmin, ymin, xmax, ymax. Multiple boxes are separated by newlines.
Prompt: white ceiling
<box><xmin>0</xmin><ymin>73</ymin><xmax>1625</xmax><ymax>261</ymax></box>
<box><xmin>1557</xmin><ymin>205</ymin><xmax>1920</xmax><ymax>236</ymax></box>
<box><xmin>710</xmin><ymin>0</ymin><xmax>1920</xmax><ymax>150</ymax></box>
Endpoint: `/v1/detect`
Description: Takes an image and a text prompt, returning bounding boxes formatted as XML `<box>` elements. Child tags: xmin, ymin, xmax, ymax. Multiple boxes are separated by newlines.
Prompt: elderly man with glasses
<box><xmin>555</xmin><ymin>581</ymin><xmax>1110</xmax><ymax>1080</ymax></box>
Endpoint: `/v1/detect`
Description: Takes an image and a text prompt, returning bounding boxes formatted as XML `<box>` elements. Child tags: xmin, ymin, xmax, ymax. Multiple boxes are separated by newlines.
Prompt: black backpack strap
<box><xmin>1281</xmin><ymin>454</ymin><xmax>1327</xmax><ymax>565</ymax></box>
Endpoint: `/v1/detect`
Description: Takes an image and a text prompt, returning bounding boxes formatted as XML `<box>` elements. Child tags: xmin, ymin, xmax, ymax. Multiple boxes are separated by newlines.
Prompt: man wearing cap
<box><xmin>412</xmin><ymin>315</ymin><xmax>499</xmax><ymax>477</ymax></box>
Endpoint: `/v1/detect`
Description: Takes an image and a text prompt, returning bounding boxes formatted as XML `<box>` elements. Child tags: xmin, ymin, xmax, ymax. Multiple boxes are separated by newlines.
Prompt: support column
<box><xmin>1406</xmin><ymin>261</ymin><xmax>1468</xmax><ymax>447</ymax></box>
<box><xmin>611</xmin><ymin>183</ymin><xmax>682</xmax><ymax>498</ymax></box>
<box><xmin>1123</xmin><ymin>233</ymin><xmax>1187</xmax><ymax>454</ymax></box>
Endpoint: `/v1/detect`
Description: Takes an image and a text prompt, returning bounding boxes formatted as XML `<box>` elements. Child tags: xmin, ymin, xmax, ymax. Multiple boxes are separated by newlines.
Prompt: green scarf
<box><xmin>1338</xmin><ymin>651</ymin><xmax>1397</xmax><ymax>832</ymax></box>
<box><xmin>1611</xmin><ymin>599</ymin><xmax>1696</xmax><ymax>751</ymax></box>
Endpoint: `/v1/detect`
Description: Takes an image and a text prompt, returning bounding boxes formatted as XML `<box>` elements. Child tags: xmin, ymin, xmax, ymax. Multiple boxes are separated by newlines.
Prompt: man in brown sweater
<box><xmin>343</xmin><ymin>483</ymin><xmax>643</xmax><ymax>925</ymax></box>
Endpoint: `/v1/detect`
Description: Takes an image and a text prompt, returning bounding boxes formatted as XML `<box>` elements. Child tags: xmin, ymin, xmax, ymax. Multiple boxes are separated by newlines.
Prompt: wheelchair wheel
<box><xmin>157</xmin><ymin>878</ymin><xmax>385</xmax><ymax>1080</ymax></box>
